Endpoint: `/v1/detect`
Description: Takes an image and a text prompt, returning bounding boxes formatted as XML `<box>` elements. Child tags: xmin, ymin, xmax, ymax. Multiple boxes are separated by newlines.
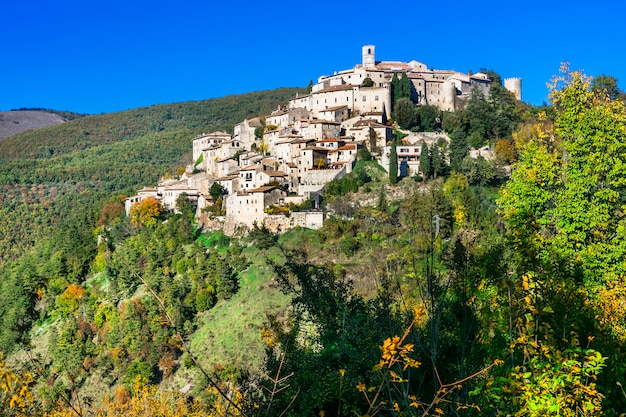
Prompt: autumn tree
<box><xmin>129</xmin><ymin>197</ymin><xmax>163</xmax><ymax>228</ymax></box>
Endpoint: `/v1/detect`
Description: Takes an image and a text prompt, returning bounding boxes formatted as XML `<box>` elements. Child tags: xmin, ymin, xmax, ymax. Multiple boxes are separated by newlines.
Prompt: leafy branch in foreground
<box><xmin>356</xmin><ymin>308</ymin><xmax>500</xmax><ymax>416</ymax></box>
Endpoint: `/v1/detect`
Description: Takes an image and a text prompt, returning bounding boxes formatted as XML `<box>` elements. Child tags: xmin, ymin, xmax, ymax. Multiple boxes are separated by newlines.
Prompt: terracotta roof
<box><xmin>338</xmin><ymin>144</ymin><xmax>358</xmax><ymax>151</ymax></box>
<box><xmin>353</xmin><ymin>119</ymin><xmax>386</xmax><ymax>127</ymax></box>
<box><xmin>240</xmin><ymin>165</ymin><xmax>259</xmax><ymax>171</ymax></box>
<box><xmin>318</xmin><ymin>138</ymin><xmax>341</xmax><ymax>143</ymax></box>
<box><xmin>304</xmin><ymin>146</ymin><xmax>330</xmax><ymax>152</ymax></box>
<box><xmin>310</xmin><ymin>119</ymin><xmax>341</xmax><ymax>125</ymax></box>
<box><xmin>261</xmin><ymin>170</ymin><xmax>287</xmax><ymax>177</ymax></box>
<box><xmin>448</xmin><ymin>73</ymin><xmax>471</xmax><ymax>83</ymax></box>
<box><xmin>320</xmin><ymin>105</ymin><xmax>348</xmax><ymax>112</ymax></box>
<box><xmin>248</xmin><ymin>185</ymin><xmax>278</xmax><ymax>193</ymax></box>
<box><xmin>375</xmin><ymin>61</ymin><xmax>413</xmax><ymax>71</ymax></box>
<box><xmin>319</xmin><ymin>84</ymin><xmax>357</xmax><ymax>93</ymax></box>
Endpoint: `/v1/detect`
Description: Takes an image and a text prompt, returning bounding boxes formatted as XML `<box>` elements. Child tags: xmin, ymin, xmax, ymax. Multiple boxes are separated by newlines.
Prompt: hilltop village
<box><xmin>125</xmin><ymin>45</ymin><xmax>522</xmax><ymax>234</ymax></box>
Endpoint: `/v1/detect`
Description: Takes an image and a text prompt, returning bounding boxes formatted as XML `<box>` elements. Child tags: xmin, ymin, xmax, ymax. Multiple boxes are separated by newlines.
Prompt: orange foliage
<box><xmin>129</xmin><ymin>197</ymin><xmax>163</xmax><ymax>228</ymax></box>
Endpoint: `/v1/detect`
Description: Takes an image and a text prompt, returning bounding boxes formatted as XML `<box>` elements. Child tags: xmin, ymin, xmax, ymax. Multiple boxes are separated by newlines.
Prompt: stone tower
<box><xmin>442</xmin><ymin>81</ymin><xmax>457</xmax><ymax>111</ymax></box>
<box><xmin>504</xmin><ymin>77</ymin><xmax>522</xmax><ymax>101</ymax></box>
<box><xmin>362</xmin><ymin>45</ymin><xmax>375</xmax><ymax>69</ymax></box>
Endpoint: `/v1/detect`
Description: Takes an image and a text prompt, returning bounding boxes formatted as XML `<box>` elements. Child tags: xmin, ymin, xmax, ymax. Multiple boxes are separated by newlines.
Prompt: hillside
<box><xmin>0</xmin><ymin>110</ymin><xmax>70</xmax><ymax>140</ymax></box>
<box><xmin>0</xmin><ymin>87</ymin><xmax>305</xmax><ymax>263</ymax></box>
<box><xmin>3</xmin><ymin>70</ymin><xmax>626</xmax><ymax>417</ymax></box>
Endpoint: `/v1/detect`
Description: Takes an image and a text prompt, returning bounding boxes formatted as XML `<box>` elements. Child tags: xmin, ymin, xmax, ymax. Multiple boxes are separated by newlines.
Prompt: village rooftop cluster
<box><xmin>125</xmin><ymin>45</ymin><xmax>521</xmax><ymax>234</ymax></box>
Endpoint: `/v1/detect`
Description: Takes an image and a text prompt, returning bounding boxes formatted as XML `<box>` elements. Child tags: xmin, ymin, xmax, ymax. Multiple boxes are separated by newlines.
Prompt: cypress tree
<box><xmin>419</xmin><ymin>142</ymin><xmax>432</xmax><ymax>179</ymax></box>
<box><xmin>389</xmin><ymin>138</ymin><xmax>398</xmax><ymax>184</ymax></box>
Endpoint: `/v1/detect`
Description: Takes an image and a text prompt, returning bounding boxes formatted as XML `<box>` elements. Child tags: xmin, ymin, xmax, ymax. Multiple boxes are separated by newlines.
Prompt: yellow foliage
<box><xmin>129</xmin><ymin>197</ymin><xmax>163</xmax><ymax>228</ymax></box>
<box><xmin>0</xmin><ymin>352</ymin><xmax>35</xmax><ymax>416</ymax></box>
<box><xmin>96</xmin><ymin>377</ymin><xmax>206</xmax><ymax>417</ymax></box>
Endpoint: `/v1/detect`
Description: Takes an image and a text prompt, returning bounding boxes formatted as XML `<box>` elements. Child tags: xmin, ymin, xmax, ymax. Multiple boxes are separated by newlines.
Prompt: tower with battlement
<box><xmin>504</xmin><ymin>77</ymin><xmax>522</xmax><ymax>101</ymax></box>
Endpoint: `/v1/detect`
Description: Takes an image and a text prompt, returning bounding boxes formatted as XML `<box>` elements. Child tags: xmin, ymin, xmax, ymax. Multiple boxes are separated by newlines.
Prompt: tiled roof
<box><xmin>262</xmin><ymin>170</ymin><xmax>287</xmax><ymax>177</ymax></box>
<box><xmin>248</xmin><ymin>185</ymin><xmax>278</xmax><ymax>193</ymax></box>
<box><xmin>304</xmin><ymin>146</ymin><xmax>330</xmax><ymax>152</ymax></box>
<box><xmin>310</xmin><ymin>119</ymin><xmax>341</xmax><ymax>125</ymax></box>
<box><xmin>319</xmin><ymin>84</ymin><xmax>356</xmax><ymax>93</ymax></box>
<box><xmin>240</xmin><ymin>165</ymin><xmax>259</xmax><ymax>171</ymax></box>
<box><xmin>320</xmin><ymin>105</ymin><xmax>348</xmax><ymax>112</ymax></box>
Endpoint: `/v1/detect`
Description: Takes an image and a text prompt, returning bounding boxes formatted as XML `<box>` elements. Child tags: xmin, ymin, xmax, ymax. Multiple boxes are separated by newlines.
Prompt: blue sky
<box><xmin>2</xmin><ymin>0</ymin><xmax>625</xmax><ymax>114</ymax></box>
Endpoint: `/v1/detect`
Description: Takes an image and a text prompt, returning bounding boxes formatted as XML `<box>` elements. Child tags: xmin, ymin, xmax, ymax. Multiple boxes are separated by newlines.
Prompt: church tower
<box><xmin>362</xmin><ymin>45</ymin><xmax>375</xmax><ymax>69</ymax></box>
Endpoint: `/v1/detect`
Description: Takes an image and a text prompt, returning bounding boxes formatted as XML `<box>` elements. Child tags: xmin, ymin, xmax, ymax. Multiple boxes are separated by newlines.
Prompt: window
<box><xmin>362</xmin><ymin>96</ymin><xmax>367</xmax><ymax>101</ymax></box>
<box><xmin>375</xmin><ymin>96</ymin><xmax>379</xmax><ymax>101</ymax></box>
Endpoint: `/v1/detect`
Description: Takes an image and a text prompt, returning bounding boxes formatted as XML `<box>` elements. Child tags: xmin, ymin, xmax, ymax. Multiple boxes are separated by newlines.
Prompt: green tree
<box><xmin>393</xmin><ymin>98</ymin><xmax>417</xmax><ymax>129</ymax></box>
<box><xmin>367</xmin><ymin>127</ymin><xmax>379</xmax><ymax>153</ymax></box>
<box><xmin>391</xmin><ymin>72</ymin><xmax>412</xmax><ymax>106</ymax></box>
<box><xmin>419</xmin><ymin>142</ymin><xmax>432</xmax><ymax>179</ymax></box>
<box><xmin>591</xmin><ymin>73</ymin><xmax>622</xmax><ymax>100</ymax></box>
<box><xmin>494</xmin><ymin>67</ymin><xmax>626</xmax><ymax>414</ymax></box>
<box><xmin>175</xmin><ymin>192</ymin><xmax>194</xmax><ymax>218</ymax></box>
<box><xmin>388</xmin><ymin>138</ymin><xmax>398</xmax><ymax>184</ymax></box>
<box><xmin>209</xmin><ymin>182</ymin><xmax>226</xmax><ymax>202</ymax></box>
<box><xmin>415</xmin><ymin>105</ymin><xmax>440</xmax><ymax>131</ymax></box>
<box><xmin>431</xmin><ymin>138</ymin><xmax>448</xmax><ymax>178</ymax></box>
<box><xmin>361</xmin><ymin>77</ymin><xmax>374</xmax><ymax>87</ymax></box>
<box><xmin>399</xmin><ymin>72</ymin><xmax>413</xmax><ymax>101</ymax></box>
<box><xmin>459</xmin><ymin>155</ymin><xmax>495</xmax><ymax>186</ymax></box>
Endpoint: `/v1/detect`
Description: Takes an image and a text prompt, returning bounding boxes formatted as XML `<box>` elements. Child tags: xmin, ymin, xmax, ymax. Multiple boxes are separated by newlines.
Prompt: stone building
<box><xmin>289</xmin><ymin>45</ymin><xmax>521</xmax><ymax>117</ymax></box>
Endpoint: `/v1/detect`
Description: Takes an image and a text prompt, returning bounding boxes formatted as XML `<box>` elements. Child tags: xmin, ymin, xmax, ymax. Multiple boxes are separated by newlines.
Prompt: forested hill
<box><xmin>0</xmin><ymin>87</ymin><xmax>305</xmax><ymax>262</ymax></box>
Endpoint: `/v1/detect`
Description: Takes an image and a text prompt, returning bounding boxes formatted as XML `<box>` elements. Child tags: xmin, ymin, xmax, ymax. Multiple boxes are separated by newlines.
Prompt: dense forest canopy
<box><xmin>0</xmin><ymin>88</ymin><xmax>304</xmax><ymax>264</ymax></box>
<box><xmin>2</xmin><ymin>71</ymin><xmax>626</xmax><ymax>417</ymax></box>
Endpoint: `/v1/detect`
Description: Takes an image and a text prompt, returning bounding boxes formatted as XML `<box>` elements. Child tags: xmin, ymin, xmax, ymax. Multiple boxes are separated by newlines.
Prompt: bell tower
<box><xmin>362</xmin><ymin>45</ymin><xmax>375</xmax><ymax>68</ymax></box>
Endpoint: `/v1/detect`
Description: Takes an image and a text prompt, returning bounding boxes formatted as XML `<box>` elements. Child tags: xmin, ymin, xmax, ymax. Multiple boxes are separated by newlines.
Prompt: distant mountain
<box><xmin>0</xmin><ymin>110</ymin><xmax>84</xmax><ymax>140</ymax></box>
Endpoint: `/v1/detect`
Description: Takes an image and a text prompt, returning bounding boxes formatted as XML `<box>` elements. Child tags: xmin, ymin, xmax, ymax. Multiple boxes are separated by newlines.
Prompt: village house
<box><xmin>225</xmin><ymin>186</ymin><xmax>286</xmax><ymax>229</ymax></box>
<box><xmin>192</xmin><ymin>131</ymin><xmax>231</xmax><ymax>168</ymax></box>
<box><xmin>232</xmin><ymin>117</ymin><xmax>262</xmax><ymax>147</ymax></box>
